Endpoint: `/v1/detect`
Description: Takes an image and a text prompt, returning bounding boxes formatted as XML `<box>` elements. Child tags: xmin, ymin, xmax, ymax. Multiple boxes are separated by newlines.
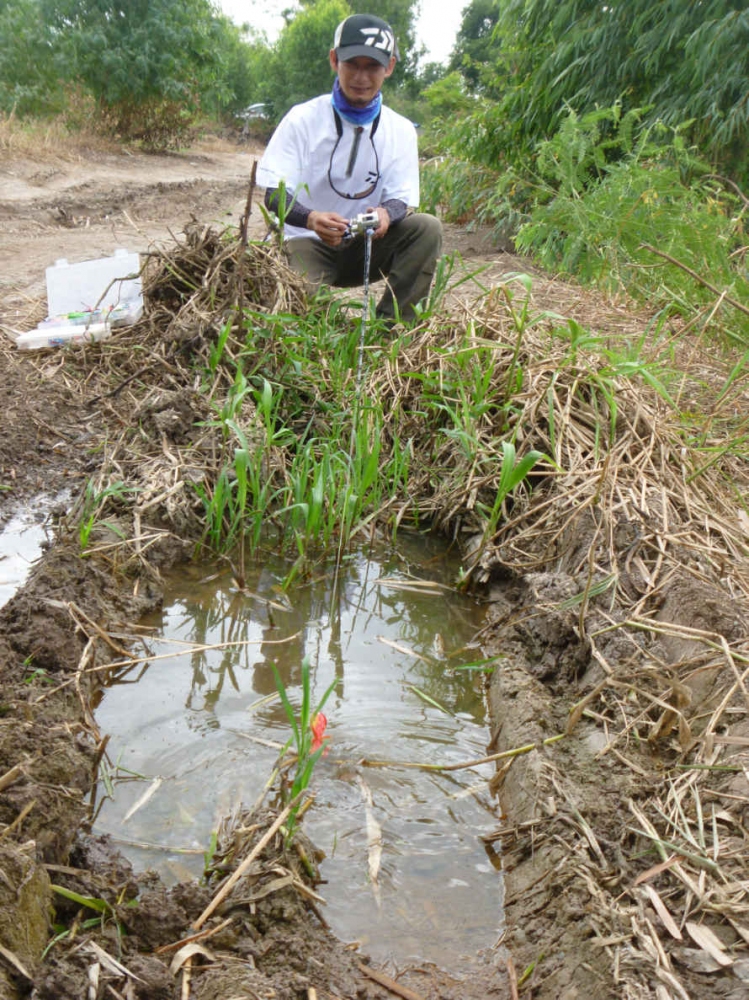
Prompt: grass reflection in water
<box><xmin>95</xmin><ymin>536</ymin><xmax>503</xmax><ymax>966</ymax></box>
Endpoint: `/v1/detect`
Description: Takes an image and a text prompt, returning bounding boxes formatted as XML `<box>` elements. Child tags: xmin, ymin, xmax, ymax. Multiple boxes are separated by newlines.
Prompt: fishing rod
<box><xmin>347</xmin><ymin>209</ymin><xmax>380</xmax><ymax>434</ymax></box>
<box><xmin>329</xmin><ymin>210</ymin><xmax>381</xmax><ymax>622</ymax></box>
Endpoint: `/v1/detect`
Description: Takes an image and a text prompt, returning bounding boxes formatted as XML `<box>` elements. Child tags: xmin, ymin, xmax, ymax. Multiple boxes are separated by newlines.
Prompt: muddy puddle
<box><xmin>92</xmin><ymin>534</ymin><xmax>503</xmax><ymax>968</ymax></box>
<box><xmin>0</xmin><ymin>504</ymin><xmax>54</xmax><ymax>608</ymax></box>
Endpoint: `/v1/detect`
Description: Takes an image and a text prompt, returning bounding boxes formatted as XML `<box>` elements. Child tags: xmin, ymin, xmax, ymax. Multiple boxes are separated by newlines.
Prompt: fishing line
<box><xmin>329</xmin><ymin>219</ymin><xmax>377</xmax><ymax>629</ymax></box>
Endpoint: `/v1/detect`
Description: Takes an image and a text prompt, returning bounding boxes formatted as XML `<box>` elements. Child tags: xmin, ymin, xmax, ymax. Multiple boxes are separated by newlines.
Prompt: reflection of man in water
<box><xmin>183</xmin><ymin>596</ymin><xmax>239</xmax><ymax>716</ymax></box>
<box><xmin>252</xmin><ymin>564</ymin><xmax>348</xmax><ymax>702</ymax></box>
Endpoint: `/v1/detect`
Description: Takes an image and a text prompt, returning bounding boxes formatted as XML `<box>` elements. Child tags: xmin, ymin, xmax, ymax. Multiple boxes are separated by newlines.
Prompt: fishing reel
<box><xmin>344</xmin><ymin>210</ymin><xmax>380</xmax><ymax>240</ymax></box>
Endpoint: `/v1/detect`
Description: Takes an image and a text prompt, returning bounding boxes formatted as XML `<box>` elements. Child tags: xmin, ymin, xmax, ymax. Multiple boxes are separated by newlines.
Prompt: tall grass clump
<box><xmin>188</xmin><ymin>266</ymin><xmax>555</xmax><ymax>580</ymax></box>
<box><xmin>0</xmin><ymin>101</ymin><xmax>111</xmax><ymax>159</ymax></box>
<box><xmin>514</xmin><ymin>106</ymin><xmax>749</xmax><ymax>343</ymax></box>
<box><xmin>193</xmin><ymin>301</ymin><xmax>413</xmax><ymax>573</ymax></box>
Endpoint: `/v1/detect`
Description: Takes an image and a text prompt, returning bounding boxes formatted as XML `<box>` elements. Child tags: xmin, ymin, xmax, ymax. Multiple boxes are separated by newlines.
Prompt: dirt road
<box><xmin>0</xmin><ymin>140</ymin><xmax>265</xmax><ymax>329</ymax></box>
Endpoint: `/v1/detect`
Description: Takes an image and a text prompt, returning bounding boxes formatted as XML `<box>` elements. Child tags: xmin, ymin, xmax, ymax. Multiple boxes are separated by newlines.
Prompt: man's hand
<box><xmin>369</xmin><ymin>205</ymin><xmax>390</xmax><ymax>240</ymax></box>
<box><xmin>307</xmin><ymin>210</ymin><xmax>349</xmax><ymax>247</ymax></box>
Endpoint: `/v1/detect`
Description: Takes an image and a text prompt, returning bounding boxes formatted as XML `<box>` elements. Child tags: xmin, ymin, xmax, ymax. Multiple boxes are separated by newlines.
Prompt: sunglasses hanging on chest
<box><xmin>328</xmin><ymin>109</ymin><xmax>381</xmax><ymax>200</ymax></box>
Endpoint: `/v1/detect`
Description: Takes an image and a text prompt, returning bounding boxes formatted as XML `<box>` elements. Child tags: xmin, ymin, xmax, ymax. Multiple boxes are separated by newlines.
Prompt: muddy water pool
<box><xmin>0</xmin><ymin>507</ymin><xmax>52</xmax><ymax>608</ymax></box>
<box><xmin>94</xmin><ymin>534</ymin><xmax>503</xmax><ymax>967</ymax></box>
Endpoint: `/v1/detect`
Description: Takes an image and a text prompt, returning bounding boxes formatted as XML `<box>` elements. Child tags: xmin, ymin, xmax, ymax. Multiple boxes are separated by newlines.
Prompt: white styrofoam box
<box><xmin>46</xmin><ymin>248</ymin><xmax>141</xmax><ymax>316</ymax></box>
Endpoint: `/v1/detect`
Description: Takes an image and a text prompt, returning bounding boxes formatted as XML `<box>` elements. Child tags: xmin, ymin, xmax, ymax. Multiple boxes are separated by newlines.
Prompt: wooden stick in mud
<box><xmin>239</xmin><ymin>160</ymin><xmax>257</xmax><ymax>248</ymax></box>
<box><xmin>507</xmin><ymin>955</ymin><xmax>520</xmax><ymax>1000</ymax></box>
<box><xmin>235</xmin><ymin>160</ymin><xmax>258</xmax><ymax>321</ymax></box>
<box><xmin>154</xmin><ymin>917</ymin><xmax>234</xmax><ymax>955</ymax></box>
<box><xmin>191</xmin><ymin>794</ymin><xmax>303</xmax><ymax>930</ymax></box>
<box><xmin>0</xmin><ymin>762</ymin><xmax>26</xmax><ymax>793</ymax></box>
<box><xmin>67</xmin><ymin>601</ymin><xmax>133</xmax><ymax>657</ymax></box>
<box><xmin>358</xmin><ymin>733</ymin><xmax>566</xmax><ymax>773</ymax></box>
<box><xmin>181</xmin><ymin>957</ymin><xmax>191</xmax><ymax>1000</ymax></box>
<box><xmin>358</xmin><ymin>963</ymin><xmax>427</xmax><ymax>1000</ymax></box>
<box><xmin>0</xmin><ymin>801</ymin><xmax>36</xmax><ymax>842</ymax></box>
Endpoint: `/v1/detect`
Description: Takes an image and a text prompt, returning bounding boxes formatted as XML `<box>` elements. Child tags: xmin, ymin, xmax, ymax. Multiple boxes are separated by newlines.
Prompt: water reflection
<box><xmin>0</xmin><ymin>508</ymin><xmax>51</xmax><ymax>608</ymax></box>
<box><xmin>94</xmin><ymin>534</ymin><xmax>503</xmax><ymax>967</ymax></box>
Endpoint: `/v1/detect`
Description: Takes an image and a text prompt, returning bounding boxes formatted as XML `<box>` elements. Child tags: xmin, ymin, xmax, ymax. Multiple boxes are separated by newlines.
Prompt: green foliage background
<box><xmin>422</xmin><ymin>0</ymin><xmax>749</xmax><ymax>343</ymax></box>
<box><xmin>0</xmin><ymin>0</ymin><xmax>425</xmax><ymax>138</ymax></box>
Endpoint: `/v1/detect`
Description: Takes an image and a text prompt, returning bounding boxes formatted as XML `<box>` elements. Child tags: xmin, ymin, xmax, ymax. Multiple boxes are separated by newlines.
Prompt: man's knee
<box><xmin>400</xmin><ymin>213</ymin><xmax>442</xmax><ymax>267</ymax></box>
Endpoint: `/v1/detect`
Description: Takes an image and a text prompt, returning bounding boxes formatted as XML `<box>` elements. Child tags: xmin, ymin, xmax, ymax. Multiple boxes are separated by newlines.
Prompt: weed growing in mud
<box><xmin>194</xmin><ymin>303</ymin><xmax>411</xmax><ymax>576</ymax></box>
<box><xmin>22</xmin><ymin>662</ymin><xmax>54</xmax><ymax>685</ymax></box>
<box><xmin>479</xmin><ymin>440</ymin><xmax>544</xmax><ymax>542</ymax></box>
<box><xmin>190</xmin><ymin>273</ymin><xmax>563</xmax><ymax>583</ymax></box>
<box><xmin>273</xmin><ymin>655</ymin><xmax>338</xmax><ymax>840</ymax></box>
<box><xmin>46</xmin><ymin>885</ymin><xmax>126</xmax><ymax>958</ymax></box>
<box><xmin>78</xmin><ymin>479</ymin><xmax>140</xmax><ymax>554</ymax></box>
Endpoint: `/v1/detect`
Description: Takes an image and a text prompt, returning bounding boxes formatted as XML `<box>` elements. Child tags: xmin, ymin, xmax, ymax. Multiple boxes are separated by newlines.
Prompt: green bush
<box><xmin>515</xmin><ymin>106</ymin><xmax>749</xmax><ymax>341</ymax></box>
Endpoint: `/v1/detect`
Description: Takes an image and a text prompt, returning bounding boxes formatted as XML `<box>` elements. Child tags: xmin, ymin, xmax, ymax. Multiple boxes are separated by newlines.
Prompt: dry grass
<box><xmin>20</xmin><ymin>223</ymin><xmax>749</xmax><ymax>599</ymax></box>
<box><xmin>0</xmin><ymin>110</ymin><xmax>119</xmax><ymax>162</ymax></box>
<box><xmin>190</xmin><ymin>133</ymin><xmax>264</xmax><ymax>157</ymax></box>
<box><xmin>0</xmin><ymin>111</ymin><xmax>242</xmax><ymax>163</ymax></box>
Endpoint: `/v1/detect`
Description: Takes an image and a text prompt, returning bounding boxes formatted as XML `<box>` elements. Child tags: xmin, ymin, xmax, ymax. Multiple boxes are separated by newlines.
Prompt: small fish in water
<box><xmin>432</xmin><ymin>633</ymin><xmax>445</xmax><ymax>658</ymax></box>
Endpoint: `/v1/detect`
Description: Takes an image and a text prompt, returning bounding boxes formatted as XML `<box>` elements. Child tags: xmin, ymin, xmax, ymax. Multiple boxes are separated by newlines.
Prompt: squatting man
<box><xmin>257</xmin><ymin>13</ymin><xmax>442</xmax><ymax>325</ymax></box>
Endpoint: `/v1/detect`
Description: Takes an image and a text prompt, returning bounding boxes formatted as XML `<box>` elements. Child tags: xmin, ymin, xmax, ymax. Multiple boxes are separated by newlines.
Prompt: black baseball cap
<box><xmin>333</xmin><ymin>14</ymin><xmax>398</xmax><ymax>67</ymax></box>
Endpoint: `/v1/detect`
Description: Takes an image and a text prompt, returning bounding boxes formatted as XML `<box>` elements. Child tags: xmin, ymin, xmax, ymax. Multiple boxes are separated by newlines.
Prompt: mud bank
<box><xmin>484</xmin><ymin>566</ymin><xmax>748</xmax><ymax>999</ymax></box>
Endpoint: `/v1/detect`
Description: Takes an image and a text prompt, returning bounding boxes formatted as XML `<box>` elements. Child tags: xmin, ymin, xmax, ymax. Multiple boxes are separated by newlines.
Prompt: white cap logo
<box><xmin>360</xmin><ymin>27</ymin><xmax>394</xmax><ymax>52</ymax></box>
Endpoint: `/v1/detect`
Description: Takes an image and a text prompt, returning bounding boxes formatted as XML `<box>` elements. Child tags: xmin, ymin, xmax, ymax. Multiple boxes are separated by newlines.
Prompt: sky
<box><xmin>217</xmin><ymin>1</ymin><xmax>463</xmax><ymax>65</ymax></box>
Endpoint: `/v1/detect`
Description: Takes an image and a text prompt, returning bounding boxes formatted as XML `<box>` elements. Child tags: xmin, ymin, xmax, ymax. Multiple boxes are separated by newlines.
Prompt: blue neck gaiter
<box><xmin>332</xmin><ymin>78</ymin><xmax>382</xmax><ymax>126</ymax></box>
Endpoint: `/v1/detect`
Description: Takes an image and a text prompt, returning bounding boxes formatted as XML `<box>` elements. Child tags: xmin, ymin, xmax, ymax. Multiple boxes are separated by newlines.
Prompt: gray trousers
<box><xmin>284</xmin><ymin>213</ymin><xmax>443</xmax><ymax>322</ymax></box>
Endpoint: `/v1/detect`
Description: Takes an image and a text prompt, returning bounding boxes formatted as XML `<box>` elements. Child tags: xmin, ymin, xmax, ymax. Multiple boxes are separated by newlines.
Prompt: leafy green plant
<box><xmin>514</xmin><ymin>107</ymin><xmax>749</xmax><ymax>342</ymax></box>
<box><xmin>195</xmin><ymin>299</ymin><xmax>419</xmax><ymax>576</ymax></box>
<box><xmin>272</xmin><ymin>656</ymin><xmax>338</xmax><ymax>840</ymax></box>
<box><xmin>23</xmin><ymin>664</ymin><xmax>53</xmax><ymax>686</ymax></box>
<box><xmin>43</xmin><ymin>914</ymin><xmax>103</xmax><ymax>959</ymax></box>
<box><xmin>196</xmin><ymin>368</ymin><xmax>290</xmax><ymax>554</ymax></box>
<box><xmin>78</xmin><ymin>480</ymin><xmax>140</xmax><ymax>553</ymax></box>
<box><xmin>478</xmin><ymin>440</ymin><xmax>545</xmax><ymax>541</ymax></box>
<box><xmin>208</xmin><ymin>318</ymin><xmax>233</xmax><ymax>374</ymax></box>
<box><xmin>46</xmin><ymin>885</ymin><xmax>125</xmax><ymax>957</ymax></box>
<box><xmin>203</xmin><ymin>830</ymin><xmax>218</xmax><ymax>878</ymax></box>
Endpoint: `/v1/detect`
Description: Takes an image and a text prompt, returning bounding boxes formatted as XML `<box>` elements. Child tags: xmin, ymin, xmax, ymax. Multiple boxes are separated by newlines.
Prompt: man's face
<box><xmin>329</xmin><ymin>51</ymin><xmax>396</xmax><ymax>107</ymax></box>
